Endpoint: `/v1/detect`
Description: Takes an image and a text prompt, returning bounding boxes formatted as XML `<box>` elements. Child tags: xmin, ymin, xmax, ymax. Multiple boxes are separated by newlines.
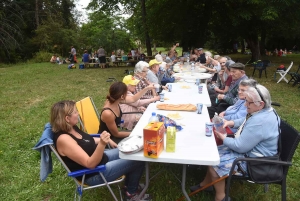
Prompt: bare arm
<box><xmin>57</xmin><ymin>131</ymin><xmax>110</xmax><ymax>169</ymax></box>
<box><xmin>122</xmin><ymin>84</ymin><xmax>154</xmax><ymax>103</ymax></box>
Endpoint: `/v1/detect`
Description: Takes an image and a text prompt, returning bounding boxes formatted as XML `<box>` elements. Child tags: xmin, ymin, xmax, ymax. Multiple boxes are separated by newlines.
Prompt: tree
<box><xmin>88</xmin><ymin>0</ymin><xmax>154</xmax><ymax>55</ymax></box>
<box><xmin>79</xmin><ymin>11</ymin><xmax>133</xmax><ymax>55</ymax></box>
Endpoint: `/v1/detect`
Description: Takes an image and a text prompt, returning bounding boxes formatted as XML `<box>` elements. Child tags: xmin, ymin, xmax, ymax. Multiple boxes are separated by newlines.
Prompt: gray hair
<box><xmin>245</xmin><ymin>84</ymin><xmax>271</xmax><ymax>108</ymax></box>
<box><xmin>134</xmin><ymin>61</ymin><xmax>149</xmax><ymax>73</ymax></box>
<box><xmin>204</xmin><ymin>51</ymin><xmax>213</xmax><ymax>57</ymax></box>
<box><xmin>239</xmin><ymin>79</ymin><xmax>257</xmax><ymax>87</ymax></box>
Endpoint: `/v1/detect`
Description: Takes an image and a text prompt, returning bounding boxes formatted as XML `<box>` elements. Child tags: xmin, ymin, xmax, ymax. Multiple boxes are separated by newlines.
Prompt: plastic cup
<box><xmin>205</xmin><ymin>122</ymin><xmax>213</xmax><ymax>137</ymax></box>
<box><xmin>198</xmin><ymin>85</ymin><xmax>203</xmax><ymax>94</ymax></box>
<box><xmin>197</xmin><ymin>103</ymin><xmax>203</xmax><ymax>114</ymax></box>
<box><xmin>168</xmin><ymin>84</ymin><xmax>172</xmax><ymax>92</ymax></box>
<box><xmin>159</xmin><ymin>93</ymin><xmax>165</xmax><ymax>102</ymax></box>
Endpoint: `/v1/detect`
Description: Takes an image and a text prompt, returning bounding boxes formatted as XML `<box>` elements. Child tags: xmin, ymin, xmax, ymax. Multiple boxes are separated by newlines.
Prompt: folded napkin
<box><xmin>157</xmin><ymin>114</ymin><xmax>183</xmax><ymax>131</ymax></box>
<box><xmin>156</xmin><ymin>104</ymin><xmax>197</xmax><ymax>111</ymax></box>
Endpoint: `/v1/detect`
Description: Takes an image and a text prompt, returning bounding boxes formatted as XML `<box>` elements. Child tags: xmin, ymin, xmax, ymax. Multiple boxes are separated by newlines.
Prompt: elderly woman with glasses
<box><xmin>191</xmin><ymin>84</ymin><xmax>280</xmax><ymax>201</ymax></box>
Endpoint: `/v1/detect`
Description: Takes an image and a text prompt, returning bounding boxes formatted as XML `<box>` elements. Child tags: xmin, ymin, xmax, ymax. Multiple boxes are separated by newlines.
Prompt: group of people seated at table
<box><xmin>47</xmin><ymin>47</ymin><xmax>280</xmax><ymax>201</ymax></box>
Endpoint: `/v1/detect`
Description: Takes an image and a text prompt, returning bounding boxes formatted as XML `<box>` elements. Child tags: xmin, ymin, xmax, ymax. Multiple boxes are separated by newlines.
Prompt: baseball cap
<box><xmin>229</xmin><ymin>62</ymin><xmax>245</xmax><ymax>70</ymax></box>
<box><xmin>122</xmin><ymin>75</ymin><xmax>140</xmax><ymax>86</ymax></box>
<box><xmin>149</xmin><ymin>59</ymin><xmax>162</xmax><ymax>66</ymax></box>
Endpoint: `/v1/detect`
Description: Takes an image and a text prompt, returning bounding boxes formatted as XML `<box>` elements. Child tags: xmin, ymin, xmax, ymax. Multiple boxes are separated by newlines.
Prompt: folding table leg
<box><xmin>138</xmin><ymin>162</ymin><xmax>149</xmax><ymax>200</ymax></box>
<box><xmin>181</xmin><ymin>164</ymin><xmax>191</xmax><ymax>201</ymax></box>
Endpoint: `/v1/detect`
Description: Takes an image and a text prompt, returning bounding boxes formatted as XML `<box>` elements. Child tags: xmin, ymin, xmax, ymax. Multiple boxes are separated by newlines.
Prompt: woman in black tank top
<box><xmin>98</xmin><ymin>81</ymin><xmax>155</xmax><ymax>146</ymax></box>
<box><xmin>50</xmin><ymin>100</ymin><xmax>149</xmax><ymax>199</ymax></box>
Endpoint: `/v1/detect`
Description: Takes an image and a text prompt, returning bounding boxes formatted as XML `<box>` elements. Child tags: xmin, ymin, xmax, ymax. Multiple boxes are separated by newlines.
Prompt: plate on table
<box><xmin>118</xmin><ymin>135</ymin><xmax>143</xmax><ymax>154</ymax></box>
<box><xmin>184</xmin><ymin>79</ymin><xmax>196</xmax><ymax>83</ymax></box>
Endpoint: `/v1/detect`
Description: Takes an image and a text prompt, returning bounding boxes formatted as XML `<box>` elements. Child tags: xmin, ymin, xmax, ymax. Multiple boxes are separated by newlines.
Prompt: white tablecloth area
<box><xmin>161</xmin><ymin>82</ymin><xmax>211</xmax><ymax>107</ymax></box>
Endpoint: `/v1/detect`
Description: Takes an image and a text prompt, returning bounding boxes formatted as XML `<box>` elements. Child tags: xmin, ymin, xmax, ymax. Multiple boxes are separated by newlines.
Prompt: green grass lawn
<box><xmin>0</xmin><ymin>54</ymin><xmax>300</xmax><ymax>201</ymax></box>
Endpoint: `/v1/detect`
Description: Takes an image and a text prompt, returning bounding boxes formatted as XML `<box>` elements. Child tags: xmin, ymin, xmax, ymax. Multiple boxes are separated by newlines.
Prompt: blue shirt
<box><xmin>224</xmin><ymin>108</ymin><xmax>279</xmax><ymax>157</ymax></box>
<box><xmin>83</xmin><ymin>53</ymin><xmax>90</xmax><ymax>62</ymax></box>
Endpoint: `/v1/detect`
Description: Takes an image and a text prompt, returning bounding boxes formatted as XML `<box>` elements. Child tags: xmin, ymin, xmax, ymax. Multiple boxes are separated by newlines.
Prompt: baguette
<box><xmin>156</xmin><ymin>104</ymin><xmax>197</xmax><ymax>111</ymax></box>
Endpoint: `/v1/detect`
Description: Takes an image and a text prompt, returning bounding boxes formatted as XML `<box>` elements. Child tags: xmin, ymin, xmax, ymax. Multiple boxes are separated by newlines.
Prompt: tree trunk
<box><xmin>260</xmin><ymin>30</ymin><xmax>266</xmax><ymax>56</ymax></box>
<box><xmin>245</xmin><ymin>36</ymin><xmax>260</xmax><ymax>62</ymax></box>
<box><xmin>141</xmin><ymin>0</ymin><xmax>152</xmax><ymax>56</ymax></box>
<box><xmin>35</xmin><ymin>0</ymin><xmax>39</xmax><ymax>28</ymax></box>
<box><xmin>241</xmin><ymin>39</ymin><xmax>245</xmax><ymax>54</ymax></box>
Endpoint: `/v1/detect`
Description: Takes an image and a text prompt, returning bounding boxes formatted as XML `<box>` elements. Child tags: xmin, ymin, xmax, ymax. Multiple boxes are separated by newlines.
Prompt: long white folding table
<box><xmin>162</xmin><ymin>82</ymin><xmax>211</xmax><ymax>107</ymax></box>
<box><xmin>119</xmin><ymin>102</ymin><xmax>220</xmax><ymax>201</ymax></box>
<box><xmin>172</xmin><ymin>72</ymin><xmax>213</xmax><ymax>80</ymax></box>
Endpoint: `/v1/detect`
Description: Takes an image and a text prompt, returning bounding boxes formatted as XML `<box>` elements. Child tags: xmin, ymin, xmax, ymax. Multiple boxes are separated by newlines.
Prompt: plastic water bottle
<box><xmin>191</xmin><ymin>63</ymin><xmax>195</xmax><ymax>75</ymax></box>
<box><xmin>187</xmin><ymin>57</ymin><xmax>190</xmax><ymax>65</ymax></box>
<box><xmin>119</xmin><ymin>119</ymin><xmax>124</xmax><ymax>130</ymax></box>
<box><xmin>149</xmin><ymin>112</ymin><xmax>159</xmax><ymax>123</ymax></box>
<box><xmin>212</xmin><ymin>113</ymin><xmax>227</xmax><ymax>136</ymax></box>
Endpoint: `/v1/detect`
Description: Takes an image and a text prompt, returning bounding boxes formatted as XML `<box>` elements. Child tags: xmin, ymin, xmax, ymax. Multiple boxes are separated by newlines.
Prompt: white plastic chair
<box><xmin>274</xmin><ymin>61</ymin><xmax>293</xmax><ymax>83</ymax></box>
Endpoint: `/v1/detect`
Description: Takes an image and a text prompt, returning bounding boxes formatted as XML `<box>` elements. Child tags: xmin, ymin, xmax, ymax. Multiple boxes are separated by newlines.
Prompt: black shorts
<box><xmin>99</xmin><ymin>56</ymin><xmax>106</xmax><ymax>64</ymax></box>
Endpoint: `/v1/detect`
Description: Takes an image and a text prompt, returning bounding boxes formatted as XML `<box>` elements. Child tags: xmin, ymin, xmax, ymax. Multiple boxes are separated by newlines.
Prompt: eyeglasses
<box><xmin>220</xmin><ymin>62</ymin><xmax>226</xmax><ymax>64</ymax></box>
<box><xmin>237</xmin><ymin>88</ymin><xmax>246</xmax><ymax>92</ymax></box>
<box><xmin>244</xmin><ymin>98</ymin><xmax>257</xmax><ymax>105</ymax></box>
<box><xmin>142</xmin><ymin>70</ymin><xmax>149</xmax><ymax>73</ymax></box>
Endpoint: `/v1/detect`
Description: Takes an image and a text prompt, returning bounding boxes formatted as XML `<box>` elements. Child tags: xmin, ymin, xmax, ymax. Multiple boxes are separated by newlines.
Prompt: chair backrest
<box><xmin>262</xmin><ymin>60</ymin><xmax>271</xmax><ymax>68</ymax></box>
<box><xmin>76</xmin><ymin>97</ymin><xmax>100</xmax><ymax>134</ymax></box>
<box><xmin>279</xmin><ymin>120</ymin><xmax>300</xmax><ymax>173</ymax></box>
<box><xmin>284</xmin><ymin>61</ymin><xmax>293</xmax><ymax>74</ymax></box>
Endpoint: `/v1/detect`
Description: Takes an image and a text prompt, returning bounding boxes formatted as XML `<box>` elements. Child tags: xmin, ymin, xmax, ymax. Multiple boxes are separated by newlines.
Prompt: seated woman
<box><xmin>134</xmin><ymin>61</ymin><xmax>156</xmax><ymax>99</ymax></box>
<box><xmin>214</xmin><ymin>79</ymin><xmax>257</xmax><ymax>145</ymax></box>
<box><xmin>120</xmin><ymin>75</ymin><xmax>160</xmax><ymax>130</ymax></box>
<box><xmin>98</xmin><ymin>81</ymin><xmax>154</xmax><ymax>145</ymax></box>
<box><xmin>190</xmin><ymin>84</ymin><xmax>280</xmax><ymax>201</ymax></box>
<box><xmin>50</xmin><ymin>100</ymin><xmax>151</xmax><ymax>200</ymax></box>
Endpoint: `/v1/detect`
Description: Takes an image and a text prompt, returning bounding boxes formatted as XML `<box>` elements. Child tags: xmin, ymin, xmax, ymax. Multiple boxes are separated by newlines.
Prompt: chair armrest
<box><xmin>122</xmin><ymin>111</ymin><xmax>143</xmax><ymax>114</ymax></box>
<box><xmin>90</xmin><ymin>134</ymin><xmax>100</xmax><ymax>137</ymax></box>
<box><xmin>231</xmin><ymin>157</ymin><xmax>292</xmax><ymax>169</ymax></box>
<box><xmin>68</xmin><ymin>165</ymin><xmax>106</xmax><ymax>178</ymax></box>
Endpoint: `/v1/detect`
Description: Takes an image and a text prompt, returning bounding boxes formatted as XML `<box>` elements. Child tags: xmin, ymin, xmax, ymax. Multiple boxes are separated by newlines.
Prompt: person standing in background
<box><xmin>71</xmin><ymin>46</ymin><xmax>77</xmax><ymax>63</ymax></box>
<box><xmin>97</xmin><ymin>46</ymin><xmax>106</xmax><ymax>69</ymax></box>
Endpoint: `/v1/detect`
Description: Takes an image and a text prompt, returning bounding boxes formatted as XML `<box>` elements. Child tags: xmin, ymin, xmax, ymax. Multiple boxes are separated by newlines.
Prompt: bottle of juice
<box><xmin>166</xmin><ymin>126</ymin><xmax>176</xmax><ymax>152</ymax></box>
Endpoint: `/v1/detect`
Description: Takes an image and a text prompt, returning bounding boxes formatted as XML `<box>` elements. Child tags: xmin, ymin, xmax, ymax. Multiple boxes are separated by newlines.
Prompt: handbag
<box><xmin>246</xmin><ymin>110</ymin><xmax>283</xmax><ymax>184</ymax></box>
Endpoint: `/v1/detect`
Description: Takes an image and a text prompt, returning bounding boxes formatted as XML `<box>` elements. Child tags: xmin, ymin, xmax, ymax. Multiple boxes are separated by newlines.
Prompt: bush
<box><xmin>31</xmin><ymin>51</ymin><xmax>53</xmax><ymax>63</ymax></box>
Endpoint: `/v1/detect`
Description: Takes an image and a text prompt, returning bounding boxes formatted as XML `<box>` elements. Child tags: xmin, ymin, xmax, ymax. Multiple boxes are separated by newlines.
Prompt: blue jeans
<box><xmin>85</xmin><ymin>148</ymin><xmax>145</xmax><ymax>194</ymax></box>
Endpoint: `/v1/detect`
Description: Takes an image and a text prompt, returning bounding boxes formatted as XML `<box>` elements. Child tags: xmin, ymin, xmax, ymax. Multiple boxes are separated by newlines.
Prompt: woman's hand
<box><xmin>153</xmin><ymin>96</ymin><xmax>160</xmax><ymax>101</ymax></box>
<box><xmin>223</xmin><ymin>120</ymin><xmax>234</xmax><ymax>128</ymax></box>
<box><xmin>214</xmin><ymin>130</ymin><xmax>226</xmax><ymax>141</ymax></box>
<box><xmin>146</xmin><ymin>83</ymin><xmax>154</xmax><ymax>90</ymax></box>
<box><xmin>162</xmin><ymin>85</ymin><xmax>168</xmax><ymax>90</ymax></box>
<box><xmin>108</xmin><ymin>139</ymin><xmax>118</xmax><ymax>148</ymax></box>
<box><xmin>217</xmin><ymin>94</ymin><xmax>225</xmax><ymax>100</ymax></box>
<box><xmin>219</xmin><ymin>111</ymin><xmax>225</xmax><ymax>118</ymax></box>
<box><xmin>100</xmin><ymin>131</ymin><xmax>111</xmax><ymax>145</ymax></box>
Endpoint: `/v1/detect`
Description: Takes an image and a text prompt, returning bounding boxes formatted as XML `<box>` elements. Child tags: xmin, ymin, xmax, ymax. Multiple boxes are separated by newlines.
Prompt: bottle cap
<box><xmin>152</xmin><ymin>112</ymin><xmax>156</xmax><ymax>116</ymax></box>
